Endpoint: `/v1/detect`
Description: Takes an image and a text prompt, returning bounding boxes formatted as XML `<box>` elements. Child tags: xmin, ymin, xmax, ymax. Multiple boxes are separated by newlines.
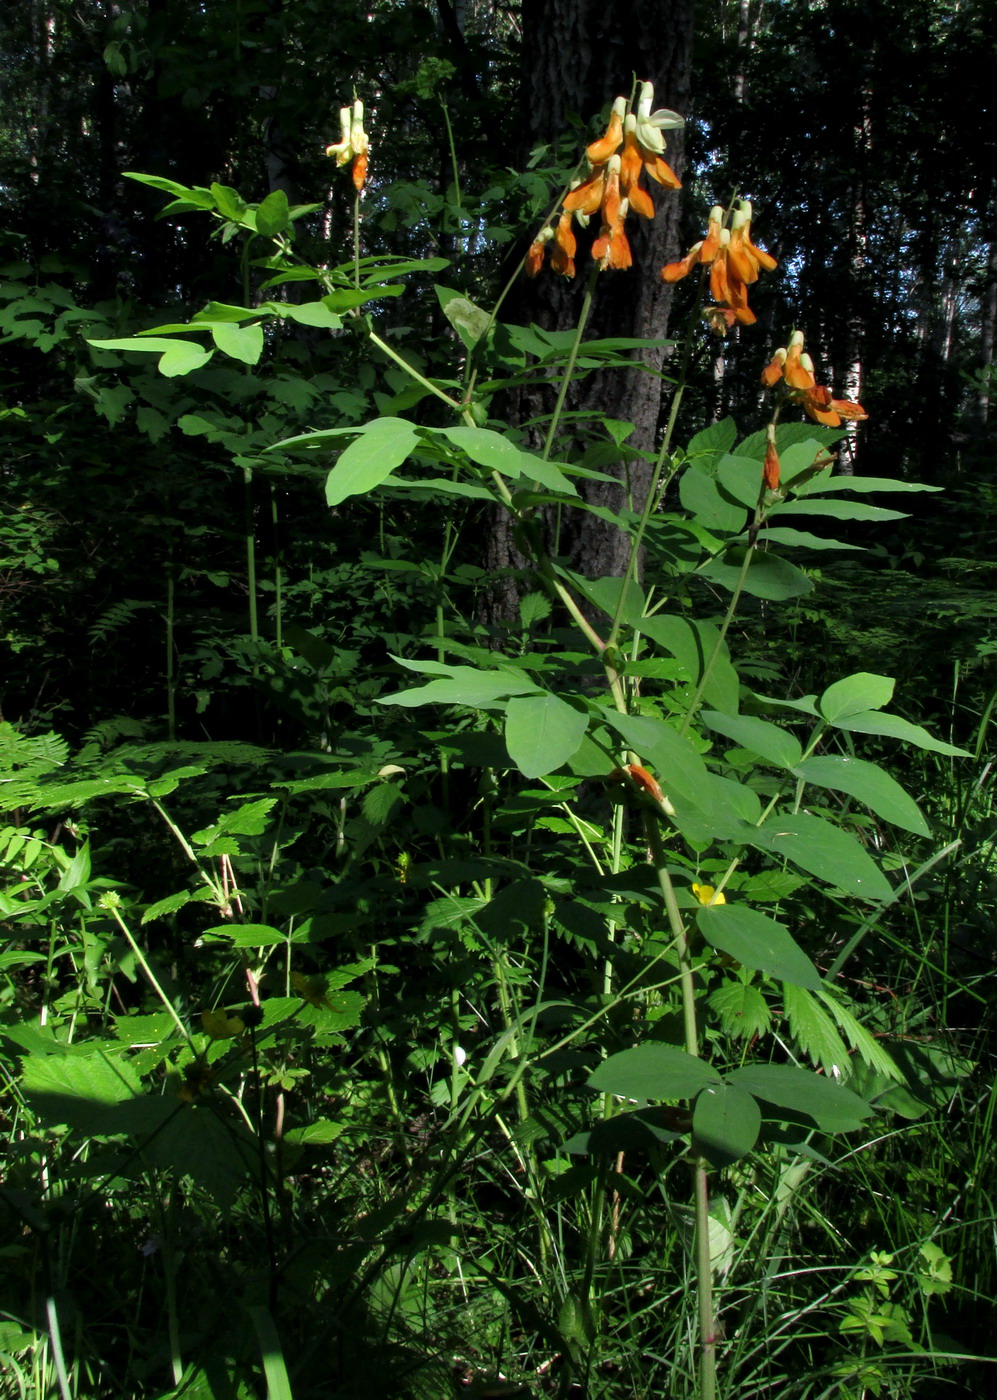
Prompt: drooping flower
<box><xmin>763</xmin><ymin>426</ymin><xmax>781</xmax><ymax>491</ymax></box>
<box><xmin>760</xmin><ymin>330</ymin><xmax>868</xmax><ymax>427</ymax></box>
<box><xmin>325</xmin><ymin>98</ymin><xmax>370</xmax><ymax>192</ymax></box>
<box><xmin>527</xmin><ymin>81</ymin><xmax>683</xmax><ymax>278</ymax></box>
<box><xmin>661</xmin><ymin>199</ymin><xmax>776</xmax><ymax>330</ymax></box>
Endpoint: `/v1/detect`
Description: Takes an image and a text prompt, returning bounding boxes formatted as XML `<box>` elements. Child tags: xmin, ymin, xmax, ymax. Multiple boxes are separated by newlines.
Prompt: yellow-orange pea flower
<box><xmin>661</xmin><ymin>200</ymin><xmax>775</xmax><ymax>327</ymax></box>
<box><xmin>761</xmin><ymin>330</ymin><xmax>868</xmax><ymax>426</ymax></box>
<box><xmin>325</xmin><ymin>99</ymin><xmax>370</xmax><ymax>192</ymax></box>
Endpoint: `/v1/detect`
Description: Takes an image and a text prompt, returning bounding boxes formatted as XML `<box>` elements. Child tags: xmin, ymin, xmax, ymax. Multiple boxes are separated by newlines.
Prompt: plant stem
<box><xmin>542</xmin><ymin>261</ymin><xmax>599</xmax><ymax>462</ymax></box>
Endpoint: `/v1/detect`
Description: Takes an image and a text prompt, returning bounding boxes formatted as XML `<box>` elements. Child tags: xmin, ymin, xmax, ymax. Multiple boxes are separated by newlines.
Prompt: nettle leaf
<box><xmin>589</xmin><ymin>1044</ymin><xmax>722</xmax><ymax>1102</ymax></box>
<box><xmin>753</xmin><ymin>811</ymin><xmax>892</xmax><ymax>901</ymax></box>
<box><xmin>725</xmin><ymin>1063</ymin><xmax>872</xmax><ymax>1133</ymax></box>
<box><xmin>693</xmin><ymin>1083</ymin><xmax>761</xmax><ymax>1167</ymax></box>
<box><xmin>697</xmin><ymin>905</ymin><xmax>822</xmax><ymax>990</ymax></box>
<box><xmin>782</xmin><ymin>983</ymin><xmax>850</xmax><ymax>1078</ymax></box>
<box><xmin>814</xmin><ymin>987</ymin><xmax>904</xmax><ymax>1081</ymax></box>
<box><xmin>793</xmin><ymin>755</ymin><xmax>930</xmax><ymax>836</ymax></box>
<box><xmin>708</xmin><ymin>979</ymin><xmax>772</xmax><ymax>1041</ymax></box>
<box><xmin>818</xmin><ymin>672</ymin><xmax>895</xmax><ymax>722</ymax></box>
<box><xmin>325</xmin><ymin>417</ymin><xmax>421</xmax><ymax>506</ymax></box>
<box><xmin>701</xmin><ymin>710</ymin><xmax>801</xmax><ymax>769</ymax></box>
<box><xmin>833</xmin><ymin>710</ymin><xmax>971</xmax><ymax>758</ymax></box>
<box><xmin>505</xmin><ymin>693</ymin><xmax>588</xmax><ymax>779</ymax></box>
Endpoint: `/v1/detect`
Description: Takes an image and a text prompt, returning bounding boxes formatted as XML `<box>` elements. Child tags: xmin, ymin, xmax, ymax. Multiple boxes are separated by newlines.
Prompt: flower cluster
<box><xmin>661</xmin><ymin>200</ymin><xmax>777</xmax><ymax>327</ymax></box>
<box><xmin>527</xmin><ymin>81</ymin><xmax>684</xmax><ymax>278</ymax></box>
<box><xmin>761</xmin><ymin>331</ymin><xmax>868</xmax><ymax>426</ymax></box>
<box><xmin>325</xmin><ymin>99</ymin><xmax>370</xmax><ymax>192</ymax></box>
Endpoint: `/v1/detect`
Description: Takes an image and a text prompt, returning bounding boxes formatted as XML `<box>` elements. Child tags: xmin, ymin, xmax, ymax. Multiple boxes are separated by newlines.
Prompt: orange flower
<box><xmin>661</xmin><ymin>200</ymin><xmax>775</xmax><ymax>329</ymax></box>
<box><xmin>763</xmin><ymin>428</ymin><xmax>780</xmax><ymax>490</ymax></box>
<box><xmin>526</xmin><ymin>81</ymin><xmax>683</xmax><ymax>279</ymax></box>
<box><xmin>761</xmin><ymin>331</ymin><xmax>869</xmax><ymax>427</ymax></box>
<box><xmin>325</xmin><ymin>99</ymin><xmax>370</xmax><ymax>193</ymax></box>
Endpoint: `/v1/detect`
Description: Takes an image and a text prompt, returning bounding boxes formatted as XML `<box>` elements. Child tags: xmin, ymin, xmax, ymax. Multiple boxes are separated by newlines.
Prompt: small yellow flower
<box><xmin>692</xmin><ymin>883</ymin><xmax>726</xmax><ymax>906</ymax></box>
<box><xmin>201</xmin><ymin>1008</ymin><xmax>245</xmax><ymax>1040</ymax></box>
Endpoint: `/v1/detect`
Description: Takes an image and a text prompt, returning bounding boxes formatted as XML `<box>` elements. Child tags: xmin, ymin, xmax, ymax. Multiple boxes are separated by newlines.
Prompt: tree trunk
<box><xmin>490</xmin><ymin>0</ymin><xmax>695</xmax><ymax>588</ymax></box>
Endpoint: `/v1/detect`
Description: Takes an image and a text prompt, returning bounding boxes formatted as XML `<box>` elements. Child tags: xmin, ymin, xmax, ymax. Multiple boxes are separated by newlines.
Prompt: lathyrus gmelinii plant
<box><xmin>87</xmin><ymin>79</ymin><xmax>961</xmax><ymax>1399</ymax></box>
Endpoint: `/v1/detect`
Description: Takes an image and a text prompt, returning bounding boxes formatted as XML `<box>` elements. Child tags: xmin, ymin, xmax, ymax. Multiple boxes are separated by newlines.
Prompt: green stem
<box><xmin>365</xmin><ymin>327</ymin><xmax>463</xmax><ymax>411</ymax></box>
<box><xmin>270</xmin><ymin>483</ymin><xmax>283</xmax><ymax>651</ymax></box>
<box><xmin>542</xmin><ymin>261</ymin><xmax>599</xmax><ymax>462</ymax></box>
<box><xmin>243</xmin><ymin>465</ymin><xmax>259</xmax><ymax>647</ymax></box>
<box><xmin>353</xmin><ymin>192</ymin><xmax>361</xmax><ymax>288</ymax></box>
<box><xmin>678</xmin><ymin>536</ymin><xmax>756</xmax><ymax>738</ymax></box>
<box><xmin>102</xmin><ymin>897</ymin><xmax>193</xmax><ymax>1047</ymax></box>
<box><xmin>165</xmin><ymin>547</ymin><xmax>176</xmax><ymax>741</ymax></box>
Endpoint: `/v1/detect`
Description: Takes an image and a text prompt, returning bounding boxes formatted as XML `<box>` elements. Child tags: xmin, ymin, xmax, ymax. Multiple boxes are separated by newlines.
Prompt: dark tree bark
<box><xmin>491</xmin><ymin>0</ymin><xmax>695</xmax><ymax>589</ymax></box>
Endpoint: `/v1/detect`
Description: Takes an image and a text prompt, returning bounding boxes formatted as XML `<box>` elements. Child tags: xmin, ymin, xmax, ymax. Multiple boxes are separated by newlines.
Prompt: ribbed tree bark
<box><xmin>489</xmin><ymin>0</ymin><xmax>695</xmax><ymax>589</ymax></box>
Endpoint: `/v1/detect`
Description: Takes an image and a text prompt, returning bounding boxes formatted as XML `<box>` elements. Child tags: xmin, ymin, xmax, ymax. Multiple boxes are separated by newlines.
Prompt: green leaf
<box><xmin>679</xmin><ymin>465</ymin><xmax>747</xmax><ymax>533</ymax></box>
<box><xmin>708</xmin><ymin>979</ymin><xmax>772</xmax><ymax>1041</ymax></box>
<box><xmin>504</xmin><ymin>693</ymin><xmax>588</xmax><ymax>779</ymax></box>
<box><xmin>210</xmin><ymin>183</ymin><xmax>247</xmax><ymax>221</ymax></box>
<box><xmin>806</xmin><ymin>476</ymin><xmax>941</xmax><ymax>496</ymax></box>
<box><xmin>211</xmin><ymin>322</ymin><xmax>264</xmax><ymax>365</ymax></box>
<box><xmin>814</xmin><ymin>987</ymin><xmax>904</xmax><ymax>1082</ymax></box>
<box><xmin>283</xmin><ymin>302</ymin><xmax>343</xmax><ymax>329</ymax></box>
<box><xmin>701</xmin><ymin>711</ymin><xmax>801</xmax><ymax>768</ymax></box>
<box><xmin>698</xmin><ymin>548</ymin><xmax>814</xmax><ymax>601</ymax></box>
<box><xmin>833</xmin><ymin>710</ymin><xmax>971</xmax><ymax>757</ymax></box>
<box><xmin>435</xmin><ymin>287</ymin><xmax>491</xmax><ymax>348</ymax></box>
<box><xmin>599</xmin><ymin>711</ymin><xmax>709</xmax><ymax>803</ymax></box>
<box><xmin>202</xmin><ymin>923</ymin><xmax>286</xmax><ymax>947</ymax></box>
<box><xmin>255</xmin><ymin>189</ymin><xmax>290</xmax><ymax>237</ymax></box>
<box><xmin>697</xmin><ymin>905</ymin><xmax>822</xmax><ymax>989</ymax></box>
<box><xmin>725</xmin><ymin>1063</ymin><xmax>872</xmax><ymax>1133</ymax></box>
<box><xmin>686</xmin><ymin>418</ymin><xmax>737</xmax><ymax>461</ymax></box>
<box><xmin>792</xmin><ymin>755</ymin><xmax>930</xmax><ymax>836</ymax></box>
<box><xmin>379</xmin><ymin>664</ymin><xmax>541</xmax><ymax>709</ymax></box>
<box><xmin>638</xmin><ymin>616</ymin><xmax>739</xmax><ymax>714</ymax></box>
<box><xmin>757</xmin><ymin>527</ymin><xmax>862</xmax><ymax>551</ymax></box>
<box><xmin>716</xmin><ymin>453</ymin><xmax>765</xmax><ymax>508</ymax></box>
<box><xmin>589</xmin><ymin>1044</ymin><xmax>722</xmax><ymax>1101</ymax></box>
<box><xmin>325</xmin><ymin>417</ymin><xmax>421</xmax><ymax>506</ymax></box>
<box><xmin>818</xmin><ymin>672</ymin><xmax>895</xmax><ymax>722</ymax></box>
<box><xmin>772</xmin><ymin>499</ymin><xmax>907</xmax><ymax>523</ymax></box>
<box><xmin>693</xmin><ymin>1083</ymin><xmax>761</xmax><ymax>1167</ymax></box>
<box><xmin>753</xmin><ymin>812</ymin><xmax>892</xmax><ymax>900</ymax></box>
<box><xmin>782</xmin><ymin>983</ymin><xmax>850</xmax><ymax>1077</ymax></box>
<box><xmin>158</xmin><ymin>340</ymin><xmax>214</xmax><ymax>377</ymax></box>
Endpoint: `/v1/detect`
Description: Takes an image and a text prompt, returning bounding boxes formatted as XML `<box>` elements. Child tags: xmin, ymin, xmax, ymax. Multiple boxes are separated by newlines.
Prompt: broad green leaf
<box><xmin>505</xmin><ymin>693</ymin><xmax>588</xmax><ymax>779</ymax></box>
<box><xmin>322</xmin><ymin>285</ymin><xmax>404</xmax><ymax>310</ymax></box>
<box><xmin>698</xmin><ymin>548</ymin><xmax>814</xmax><ymax>600</ymax></box>
<box><xmin>283</xmin><ymin>302</ymin><xmax>343</xmax><ymax>328</ymax></box>
<box><xmin>679</xmin><ymin>465</ymin><xmax>746</xmax><ymax>533</ymax></box>
<box><xmin>255</xmin><ymin>188</ymin><xmax>290</xmax><ymax>237</ymax></box>
<box><xmin>818</xmin><ymin>672</ymin><xmax>895</xmax><ymax>722</ymax></box>
<box><xmin>725</xmin><ymin>1063</ymin><xmax>872</xmax><ymax>1133</ymax></box>
<box><xmin>686</xmin><ymin>418</ymin><xmax>737</xmax><ymax>462</ymax></box>
<box><xmin>325</xmin><ymin>417</ymin><xmax>420</xmax><ymax>506</ymax></box>
<box><xmin>783</xmin><ymin>983</ymin><xmax>850</xmax><ymax>1077</ymax></box>
<box><xmin>639</xmin><ymin>615</ymin><xmax>739</xmax><ymax>714</ymax></box>
<box><xmin>158</xmin><ymin>340</ymin><xmax>215</xmax><ymax>377</ymax></box>
<box><xmin>589</xmin><ymin>1044</ymin><xmax>721</xmax><ymax>1101</ymax></box>
<box><xmin>379</xmin><ymin>666</ymin><xmax>541</xmax><ymax>708</ymax></box>
<box><xmin>758</xmin><ymin>527</ymin><xmax>862</xmax><ymax>551</ymax></box>
<box><xmin>436</xmin><ymin>287</ymin><xmax>491</xmax><ymax>348</ymax></box>
<box><xmin>599</xmin><ymin>710</ymin><xmax>708</xmax><ymax>801</ymax></box>
<box><xmin>793</xmin><ymin>755</ymin><xmax>930</xmax><ymax>836</ymax></box>
<box><xmin>693</xmin><ymin>1083</ymin><xmax>761</xmax><ymax>1167</ymax></box>
<box><xmin>805</xmin><ymin>476</ymin><xmax>941</xmax><ymax>496</ymax></box>
<box><xmin>210</xmin><ymin>182</ymin><xmax>247</xmax><ymax>220</ymax></box>
<box><xmin>559</xmin><ymin>571</ymin><xmax>646</xmax><ymax>627</ymax></box>
<box><xmin>772</xmin><ymin>499</ymin><xmax>907</xmax><ymax>523</ymax></box>
<box><xmin>833</xmin><ymin>710</ymin><xmax>971</xmax><ymax>757</ymax></box>
<box><xmin>701</xmin><ymin>710</ymin><xmax>801</xmax><ymax>769</ymax></box>
<box><xmin>89</xmin><ymin>335</ymin><xmax>184</xmax><ymax>354</ymax></box>
<box><xmin>211</xmin><ymin>322</ymin><xmax>264</xmax><ymax>365</ymax></box>
<box><xmin>440</xmin><ymin>426</ymin><xmax>577</xmax><ymax>496</ymax></box>
<box><xmin>753</xmin><ymin>812</ymin><xmax>892</xmax><ymax>900</ymax></box>
<box><xmin>697</xmin><ymin>904</ymin><xmax>822</xmax><ymax>989</ymax></box>
<box><xmin>716</xmin><ymin>453</ymin><xmax>765</xmax><ymax>508</ymax></box>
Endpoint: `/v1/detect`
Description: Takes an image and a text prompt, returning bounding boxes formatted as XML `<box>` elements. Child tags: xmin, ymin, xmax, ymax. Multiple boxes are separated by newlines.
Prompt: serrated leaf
<box><xmin>589</xmin><ymin>1044</ymin><xmax>722</xmax><ymax>1102</ymax></box>
<box><xmin>813</xmin><ymin>987</ymin><xmax>904</xmax><ymax>1081</ymax></box>
<box><xmin>793</xmin><ymin>755</ymin><xmax>929</xmax><ymax>836</ymax></box>
<box><xmin>693</xmin><ymin>1083</ymin><xmax>761</xmax><ymax>1167</ymax></box>
<box><xmin>783</xmin><ymin>984</ymin><xmax>850</xmax><ymax>1078</ymax></box>
<box><xmin>708</xmin><ymin>979</ymin><xmax>772</xmax><ymax>1040</ymax></box>
<box><xmin>504</xmin><ymin>693</ymin><xmax>588</xmax><ymax>778</ymax></box>
<box><xmin>698</xmin><ymin>905</ymin><xmax>822</xmax><ymax>989</ymax></box>
<box><xmin>325</xmin><ymin>417</ymin><xmax>421</xmax><ymax>506</ymax></box>
<box><xmin>753</xmin><ymin>811</ymin><xmax>892</xmax><ymax>900</ymax></box>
